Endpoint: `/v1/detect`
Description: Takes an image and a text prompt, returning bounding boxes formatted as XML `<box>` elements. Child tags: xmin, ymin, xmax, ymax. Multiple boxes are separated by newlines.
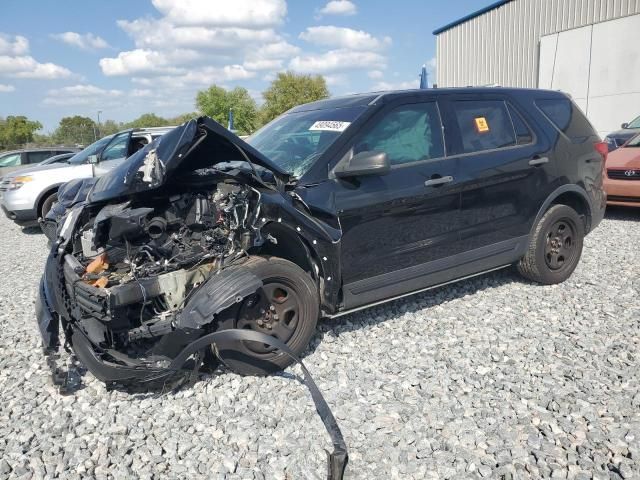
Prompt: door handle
<box><xmin>424</xmin><ymin>175</ymin><xmax>454</xmax><ymax>187</ymax></box>
<box><xmin>529</xmin><ymin>156</ymin><xmax>549</xmax><ymax>166</ymax></box>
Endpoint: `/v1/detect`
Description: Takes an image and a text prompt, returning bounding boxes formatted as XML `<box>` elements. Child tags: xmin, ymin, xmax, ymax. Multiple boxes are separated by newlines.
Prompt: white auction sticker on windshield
<box><xmin>309</xmin><ymin>121</ymin><xmax>351</xmax><ymax>132</ymax></box>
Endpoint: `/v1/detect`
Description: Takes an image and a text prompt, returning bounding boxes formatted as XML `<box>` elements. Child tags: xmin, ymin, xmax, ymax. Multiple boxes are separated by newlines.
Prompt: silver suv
<box><xmin>1</xmin><ymin>127</ymin><xmax>173</xmax><ymax>227</ymax></box>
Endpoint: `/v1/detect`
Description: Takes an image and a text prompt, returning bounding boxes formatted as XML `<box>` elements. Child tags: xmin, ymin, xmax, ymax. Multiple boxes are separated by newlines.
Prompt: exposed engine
<box><xmin>64</xmin><ymin>180</ymin><xmax>262</xmax><ymax>351</ymax></box>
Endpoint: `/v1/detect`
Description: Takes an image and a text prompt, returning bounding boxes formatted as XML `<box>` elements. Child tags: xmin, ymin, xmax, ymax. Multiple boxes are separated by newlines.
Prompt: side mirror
<box><xmin>622</xmin><ymin>122</ymin><xmax>629</xmax><ymax>129</ymax></box>
<box><xmin>335</xmin><ymin>150</ymin><xmax>390</xmax><ymax>178</ymax></box>
<box><xmin>88</xmin><ymin>154</ymin><xmax>99</xmax><ymax>164</ymax></box>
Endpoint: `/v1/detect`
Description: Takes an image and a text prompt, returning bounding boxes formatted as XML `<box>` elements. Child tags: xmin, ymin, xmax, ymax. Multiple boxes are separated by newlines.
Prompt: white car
<box><xmin>1</xmin><ymin>127</ymin><xmax>173</xmax><ymax>227</ymax></box>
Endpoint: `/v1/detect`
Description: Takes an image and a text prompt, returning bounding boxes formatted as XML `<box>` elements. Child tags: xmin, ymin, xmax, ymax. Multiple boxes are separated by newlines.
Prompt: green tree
<box><xmin>0</xmin><ymin>115</ymin><xmax>43</xmax><ymax>148</ymax></box>
<box><xmin>260</xmin><ymin>72</ymin><xmax>329</xmax><ymax>125</ymax></box>
<box><xmin>124</xmin><ymin>113</ymin><xmax>171</xmax><ymax>129</ymax></box>
<box><xmin>169</xmin><ymin>112</ymin><xmax>199</xmax><ymax>125</ymax></box>
<box><xmin>195</xmin><ymin>85</ymin><xmax>257</xmax><ymax>135</ymax></box>
<box><xmin>98</xmin><ymin>119</ymin><xmax>123</xmax><ymax>136</ymax></box>
<box><xmin>53</xmin><ymin>116</ymin><xmax>97</xmax><ymax>146</ymax></box>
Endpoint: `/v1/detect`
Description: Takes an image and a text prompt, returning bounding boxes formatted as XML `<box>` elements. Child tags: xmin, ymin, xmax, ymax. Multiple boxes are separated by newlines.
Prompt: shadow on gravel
<box><xmin>604</xmin><ymin>205</ymin><xmax>640</xmax><ymax>221</ymax></box>
<box><xmin>317</xmin><ymin>266</ymin><xmax>518</xmax><ymax>338</ymax></box>
<box><xmin>21</xmin><ymin>225</ymin><xmax>42</xmax><ymax>235</ymax></box>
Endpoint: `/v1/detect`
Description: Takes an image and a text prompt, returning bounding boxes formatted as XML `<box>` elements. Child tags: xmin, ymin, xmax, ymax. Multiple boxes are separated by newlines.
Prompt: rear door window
<box><xmin>451</xmin><ymin>100</ymin><xmax>517</xmax><ymax>154</ymax></box>
<box><xmin>354</xmin><ymin>102</ymin><xmax>445</xmax><ymax>166</ymax></box>
<box><xmin>26</xmin><ymin>151</ymin><xmax>53</xmax><ymax>164</ymax></box>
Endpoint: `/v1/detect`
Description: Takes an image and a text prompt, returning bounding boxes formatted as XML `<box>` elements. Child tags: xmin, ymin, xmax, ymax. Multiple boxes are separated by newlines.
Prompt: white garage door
<box><xmin>538</xmin><ymin>14</ymin><xmax>640</xmax><ymax>138</ymax></box>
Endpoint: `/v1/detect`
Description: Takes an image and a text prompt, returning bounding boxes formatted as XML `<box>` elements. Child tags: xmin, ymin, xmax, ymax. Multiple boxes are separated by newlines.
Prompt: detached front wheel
<box><xmin>517</xmin><ymin>204</ymin><xmax>584</xmax><ymax>284</ymax></box>
<box><xmin>214</xmin><ymin>256</ymin><xmax>319</xmax><ymax>376</ymax></box>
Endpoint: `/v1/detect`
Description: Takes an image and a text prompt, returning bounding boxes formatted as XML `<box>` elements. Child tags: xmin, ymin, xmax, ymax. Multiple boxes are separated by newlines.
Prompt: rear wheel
<box><xmin>213</xmin><ymin>256</ymin><xmax>319</xmax><ymax>376</ymax></box>
<box><xmin>517</xmin><ymin>204</ymin><xmax>584</xmax><ymax>284</ymax></box>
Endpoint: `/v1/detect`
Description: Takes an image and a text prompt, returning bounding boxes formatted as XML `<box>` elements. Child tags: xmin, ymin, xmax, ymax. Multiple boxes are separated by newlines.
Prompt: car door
<box><xmin>442</xmin><ymin>95</ymin><xmax>553</xmax><ymax>258</ymax></box>
<box><xmin>92</xmin><ymin>131</ymin><xmax>133</xmax><ymax>176</ymax></box>
<box><xmin>333</xmin><ymin>99</ymin><xmax>465</xmax><ymax>308</ymax></box>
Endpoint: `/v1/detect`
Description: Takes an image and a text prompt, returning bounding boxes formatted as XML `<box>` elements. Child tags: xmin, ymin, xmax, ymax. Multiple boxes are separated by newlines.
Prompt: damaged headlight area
<box><xmin>58</xmin><ymin>177</ymin><xmax>264</xmax><ymax>373</ymax></box>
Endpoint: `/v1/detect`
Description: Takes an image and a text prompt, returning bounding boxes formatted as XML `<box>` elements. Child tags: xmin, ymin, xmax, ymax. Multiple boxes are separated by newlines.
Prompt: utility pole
<box><xmin>96</xmin><ymin>110</ymin><xmax>102</xmax><ymax>139</ymax></box>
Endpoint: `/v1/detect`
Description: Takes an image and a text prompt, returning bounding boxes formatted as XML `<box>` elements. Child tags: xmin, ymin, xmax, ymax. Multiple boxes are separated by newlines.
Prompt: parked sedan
<box><xmin>604</xmin><ymin>114</ymin><xmax>640</xmax><ymax>151</ymax></box>
<box><xmin>604</xmin><ymin>133</ymin><xmax>640</xmax><ymax>207</ymax></box>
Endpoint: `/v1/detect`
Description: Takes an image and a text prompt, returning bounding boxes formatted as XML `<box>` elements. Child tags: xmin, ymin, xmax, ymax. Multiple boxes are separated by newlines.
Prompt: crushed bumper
<box><xmin>36</xmin><ymin>251</ymin><xmax>348</xmax><ymax>479</ymax></box>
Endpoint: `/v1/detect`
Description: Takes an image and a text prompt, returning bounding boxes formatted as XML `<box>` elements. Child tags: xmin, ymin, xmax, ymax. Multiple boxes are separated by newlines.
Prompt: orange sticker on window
<box><xmin>474</xmin><ymin>117</ymin><xmax>489</xmax><ymax>133</ymax></box>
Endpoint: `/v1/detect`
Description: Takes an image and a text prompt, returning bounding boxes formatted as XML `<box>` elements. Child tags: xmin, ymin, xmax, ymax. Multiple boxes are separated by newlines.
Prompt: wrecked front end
<box><xmin>36</xmin><ymin>117</ymin><xmax>348</xmax><ymax>477</ymax></box>
<box><xmin>39</xmin><ymin>176</ymin><xmax>264</xmax><ymax>385</ymax></box>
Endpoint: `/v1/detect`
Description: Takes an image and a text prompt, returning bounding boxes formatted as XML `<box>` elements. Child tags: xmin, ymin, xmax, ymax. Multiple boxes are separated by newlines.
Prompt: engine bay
<box><xmin>65</xmin><ymin>176</ymin><xmax>263</xmax><ymax>351</ymax></box>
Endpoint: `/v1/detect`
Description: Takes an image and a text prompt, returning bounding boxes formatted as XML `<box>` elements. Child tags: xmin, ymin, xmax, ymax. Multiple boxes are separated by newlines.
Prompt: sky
<box><xmin>0</xmin><ymin>0</ymin><xmax>485</xmax><ymax>132</ymax></box>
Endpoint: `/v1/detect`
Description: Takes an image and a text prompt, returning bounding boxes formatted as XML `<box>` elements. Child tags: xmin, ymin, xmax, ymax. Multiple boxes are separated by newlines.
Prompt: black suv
<box><xmin>36</xmin><ymin>88</ymin><xmax>606</xmax><ymax>387</ymax></box>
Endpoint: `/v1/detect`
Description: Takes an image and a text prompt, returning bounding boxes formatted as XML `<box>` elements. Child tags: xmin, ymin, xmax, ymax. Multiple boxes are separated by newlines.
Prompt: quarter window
<box><xmin>354</xmin><ymin>102</ymin><xmax>444</xmax><ymax>165</ymax></box>
<box><xmin>452</xmin><ymin>100</ymin><xmax>517</xmax><ymax>154</ymax></box>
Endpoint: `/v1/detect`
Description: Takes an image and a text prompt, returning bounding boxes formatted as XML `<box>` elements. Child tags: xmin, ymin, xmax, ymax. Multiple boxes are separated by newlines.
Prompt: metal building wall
<box><xmin>435</xmin><ymin>0</ymin><xmax>640</xmax><ymax>87</ymax></box>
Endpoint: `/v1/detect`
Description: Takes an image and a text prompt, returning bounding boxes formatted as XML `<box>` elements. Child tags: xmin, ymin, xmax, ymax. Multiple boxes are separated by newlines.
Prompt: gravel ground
<box><xmin>0</xmin><ymin>208</ymin><xmax>639</xmax><ymax>480</ymax></box>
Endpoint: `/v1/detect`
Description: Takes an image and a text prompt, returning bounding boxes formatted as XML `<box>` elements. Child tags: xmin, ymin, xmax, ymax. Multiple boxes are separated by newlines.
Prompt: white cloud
<box><xmin>0</xmin><ymin>55</ymin><xmax>72</xmax><ymax>79</ymax></box>
<box><xmin>370</xmin><ymin>80</ymin><xmax>417</xmax><ymax>91</ymax></box>
<box><xmin>324</xmin><ymin>74</ymin><xmax>347</xmax><ymax>86</ymax></box>
<box><xmin>0</xmin><ymin>83</ymin><xmax>15</xmax><ymax>92</ymax></box>
<box><xmin>52</xmin><ymin>32</ymin><xmax>110</xmax><ymax>50</ymax></box>
<box><xmin>130</xmin><ymin>88</ymin><xmax>154</xmax><ymax>97</ymax></box>
<box><xmin>100</xmin><ymin>49</ymin><xmax>188</xmax><ymax>76</ymax></box>
<box><xmin>0</xmin><ymin>34</ymin><xmax>29</xmax><ymax>55</ymax></box>
<box><xmin>300</xmin><ymin>26</ymin><xmax>390</xmax><ymax>51</ymax></box>
<box><xmin>0</xmin><ymin>33</ymin><xmax>73</xmax><ymax>79</ymax></box>
<box><xmin>368</xmin><ymin>70</ymin><xmax>384</xmax><ymax>79</ymax></box>
<box><xmin>289</xmin><ymin>49</ymin><xmax>385</xmax><ymax>74</ymax></box>
<box><xmin>118</xmin><ymin>18</ymin><xmax>281</xmax><ymax>52</ymax></box>
<box><xmin>318</xmin><ymin>0</ymin><xmax>357</xmax><ymax>17</ymax></box>
<box><xmin>243</xmin><ymin>40</ymin><xmax>300</xmax><ymax>71</ymax></box>
<box><xmin>101</xmin><ymin>0</ymin><xmax>297</xmax><ymax>85</ymax></box>
<box><xmin>43</xmin><ymin>84</ymin><xmax>124</xmax><ymax>106</ymax></box>
<box><xmin>151</xmin><ymin>0</ymin><xmax>287</xmax><ymax>28</ymax></box>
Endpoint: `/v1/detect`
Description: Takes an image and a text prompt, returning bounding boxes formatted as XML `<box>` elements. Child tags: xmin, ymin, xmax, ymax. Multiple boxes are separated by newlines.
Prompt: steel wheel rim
<box><xmin>235</xmin><ymin>282</ymin><xmax>301</xmax><ymax>356</ymax></box>
<box><xmin>544</xmin><ymin>218</ymin><xmax>577</xmax><ymax>271</ymax></box>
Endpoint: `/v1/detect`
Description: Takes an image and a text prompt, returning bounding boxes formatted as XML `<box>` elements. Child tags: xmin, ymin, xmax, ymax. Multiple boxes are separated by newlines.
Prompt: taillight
<box><xmin>594</xmin><ymin>141</ymin><xmax>608</xmax><ymax>163</ymax></box>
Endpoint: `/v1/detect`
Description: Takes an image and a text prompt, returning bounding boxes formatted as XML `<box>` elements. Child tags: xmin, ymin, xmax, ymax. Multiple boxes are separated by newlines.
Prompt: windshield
<box><xmin>67</xmin><ymin>135</ymin><xmax>114</xmax><ymax>165</ymax></box>
<box><xmin>0</xmin><ymin>152</ymin><xmax>21</xmax><ymax>167</ymax></box>
<box><xmin>246</xmin><ymin>106</ymin><xmax>367</xmax><ymax>178</ymax></box>
<box><xmin>627</xmin><ymin>115</ymin><xmax>640</xmax><ymax>129</ymax></box>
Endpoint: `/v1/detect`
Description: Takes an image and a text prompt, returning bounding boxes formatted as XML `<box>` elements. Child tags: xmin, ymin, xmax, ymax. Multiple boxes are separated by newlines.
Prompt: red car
<box><xmin>604</xmin><ymin>133</ymin><xmax>640</xmax><ymax>207</ymax></box>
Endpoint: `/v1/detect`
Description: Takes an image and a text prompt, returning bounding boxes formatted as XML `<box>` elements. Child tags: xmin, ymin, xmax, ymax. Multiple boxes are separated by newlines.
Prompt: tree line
<box><xmin>0</xmin><ymin>72</ymin><xmax>329</xmax><ymax>149</ymax></box>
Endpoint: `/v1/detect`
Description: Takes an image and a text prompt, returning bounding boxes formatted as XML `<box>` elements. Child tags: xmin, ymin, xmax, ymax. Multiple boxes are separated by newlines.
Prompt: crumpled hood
<box><xmin>88</xmin><ymin>117</ymin><xmax>289</xmax><ymax>203</ymax></box>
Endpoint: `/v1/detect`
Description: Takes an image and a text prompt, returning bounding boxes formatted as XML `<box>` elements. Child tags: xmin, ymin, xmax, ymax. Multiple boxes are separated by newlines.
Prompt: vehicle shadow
<box><xmin>604</xmin><ymin>205</ymin><xmax>640</xmax><ymax>221</ymax></box>
<box><xmin>314</xmin><ymin>266</ymin><xmax>518</xmax><ymax>344</ymax></box>
<box><xmin>21</xmin><ymin>225</ymin><xmax>42</xmax><ymax>235</ymax></box>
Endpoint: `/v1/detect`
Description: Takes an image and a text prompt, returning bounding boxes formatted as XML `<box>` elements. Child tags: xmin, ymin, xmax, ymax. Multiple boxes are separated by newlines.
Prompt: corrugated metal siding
<box><xmin>435</xmin><ymin>0</ymin><xmax>640</xmax><ymax>87</ymax></box>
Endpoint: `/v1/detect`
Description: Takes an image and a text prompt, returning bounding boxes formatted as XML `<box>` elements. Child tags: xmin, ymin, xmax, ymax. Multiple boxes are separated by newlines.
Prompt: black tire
<box><xmin>213</xmin><ymin>256</ymin><xmax>319</xmax><ymax>376</ymax></box>
<box><xmin>39</xmin><ymin>192</ymin><xmax>58</xmax><ymax>220</ymax></box>
<box><xmin>517</xmin><ymin>204</ymin><xmax>584</xmax><ymax>284</ymax></box>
